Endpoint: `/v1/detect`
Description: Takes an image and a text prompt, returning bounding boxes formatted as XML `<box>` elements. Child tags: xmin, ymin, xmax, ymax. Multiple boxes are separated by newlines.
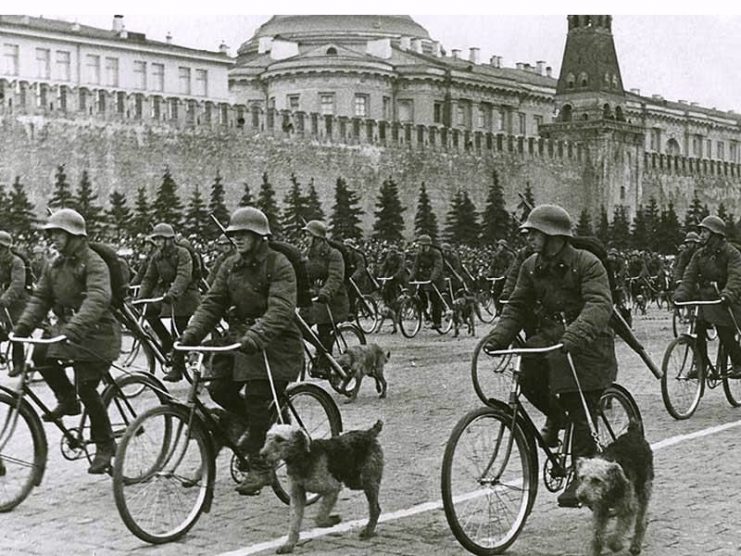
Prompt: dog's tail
<box><xmin>369</xmin><ymin>420</ymin><xmax>383</xmax><ymax>436</ymax></box>
<box><xmin>627</xmin><ymin>419</ymin><xmax>644</xmax><ymax>436</ymax></box>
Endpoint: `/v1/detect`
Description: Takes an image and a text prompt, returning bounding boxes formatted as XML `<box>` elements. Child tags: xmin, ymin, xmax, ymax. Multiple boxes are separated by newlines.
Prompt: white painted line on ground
<box><xmin>216</xmin><ymin>418</ymin><xmax>741</xmax><ymax>556</ymax></box>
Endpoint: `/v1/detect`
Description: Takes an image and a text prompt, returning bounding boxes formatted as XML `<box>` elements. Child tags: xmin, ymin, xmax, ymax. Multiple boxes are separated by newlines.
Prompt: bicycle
<box><xmin>348</xmin><ymin>276</ymin><xmax>380</xmax><ymax>335</ymax></box>
<box><xmin>441</xmin><ymin>344</ymin><xmax>642</xmax><ymax>555</ymax></box>
<box><xmin>477</xmin><ymin>276</ymin><xmax>504</xmax><ymax>324</ymax></box>
<box><xmin>112</xmin><ymin>341</ymin><xmax>343</xmax><ymax>544</ymax></box>
<box><xmin>397</xmin><ymin>279</ymin><xmax>454</xmax><ymax>338</ymax></box>
<box><xmin>661</xmin><ymin>299</ymin><xmax>741</xmax><ymax>419</ymax></box>
<box><xmin>0</xmin><ymin>334</ymin><xmax>168</xmax><ymax>511</ymax></box>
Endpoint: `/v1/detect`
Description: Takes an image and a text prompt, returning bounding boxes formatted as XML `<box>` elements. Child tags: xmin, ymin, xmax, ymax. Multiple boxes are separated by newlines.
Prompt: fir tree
<box><xmin>683</xmin><ymin>191</ymin><xmax>705</xmax><ymax>231</ymax></box>
<box><xmin>372</xmin><ymin>176</ymin><xmax>405</xmax><ymax>243</ymax></box>
<box><xmin>48</xmin><ymin>164</ymin><xmax>74</xmax><ymax>209</ymax></box>
<box><xmin>656</xmin><ymin>203</ymin><xmax>683</xmax><ymax>254</ymax></box>
<box><xmin>7</xmin><ymin>176</ymin><xmax>36</xmax><ymax>236</ymax></box>
<box><xmin>303</xmin><ymin>178</ymin><xmax>325</xmax><ymax>222</ymax></box>
<box><xmin>0</xmin><ymin>183</ymin><xmax>8</xmax><ymax>226</ymax></box>
<box><xmin>183</xmin><ymin>185</ymin><xmax>209</xmax><ymax>238</ymax></box>
<box><xmin>256</xmin><ymin>172</ymin><xmax>282</xmax><ymax>238</ymax></box>
<box><xmin>131</xmin><ymin>186</ymin><xmax>152</xmax><ymax>236</ymax></box>
<box><xmin>75</xmin><ymin>170</ymin><xmax>104</xmax><ymax>238</ymax></box>
<box><xmin>630</xmin><ymin>205</ymin><xmax>647</xmax><ymax>249</ymax></box>
<box><xmin>480</xmin><ymin>169</ymin><xmax>510</xmax><ymax>245</ymax></box>
<box><xmin>414</xmin><ymin>182</ymin><xmax>438</xmax><ymax>242</ymax></box>
<box><xmin>329</xmin><ymin>176</ymin><xmax>363</xmax><ymax>241</ymax></box>
<box><xmin>643</xmin><ymin>197</ymin><xmax>660</xmax><ymax>250</ymax></box>
<box><xmin>282</xmin><ymin>173</ymin><xmax>307</xmax><ymax>243</ymax></box>
<box><xmin>717</xmin><ymin>202</ymin><xmax>729</xmax><ymax>223</ymax></box>
<box><xmin>151</xmin><ymin>168</ymin><xmax>183</xmax><ymax>226</ymax></box>
<box><xmin>596</xmin><ymin>205</ymin><xmax>610</xmax><ymax>245</ymax></box>
<box><xmin>576</xmin><ymin>208</ymin><xmax>593</xmax><ymax>236</ymax></box>
<box><xmin>106</xmin><ymin>190</ymin><xmax>132</xmax><ymax>240</ymax></box>
<box><xmin>238</xmin><ymin>182</ymin><xmax>254</xmax><ymax>207</ymax></box>
<box><xmin>207</xmin><ymin>170</ymin><xmax>230</xmax><ymax>238</ymax></box>
<box><xmin>610</xmin><ymin>205</ymin><xmax>631</xmax><ymax>249</ymax></box>
<box><xmin>458</xmin><ymin>191</ymin><xmax>481</xmax><ymax>246</ymax></box>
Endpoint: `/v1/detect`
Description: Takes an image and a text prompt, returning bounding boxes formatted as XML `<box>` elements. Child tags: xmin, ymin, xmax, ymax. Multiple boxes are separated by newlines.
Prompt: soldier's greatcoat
<box><xmin>0</xmin><ymin>250</ymin><xmax>29</xmax><ymax>322</ymax></box>
<box><xmin>301</xmin><ymin>240</ymin><xmax>349</xmax><ymax>325</ymax></box>
<box><xmin>139</xmin><ymin>242</ymin><xmax>201</xmax><ymax>317</ymax></box>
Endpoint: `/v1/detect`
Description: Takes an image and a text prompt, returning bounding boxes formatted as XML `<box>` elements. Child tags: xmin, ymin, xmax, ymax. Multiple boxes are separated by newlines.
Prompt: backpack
<box><xmin>175</xmin><ymin>239</ymin><xmax>206</xmax><ymax>284</ymax></box>
<box><xmin>326</xmin><ymin>238</ymin><xmax>357</xmax><ymax>281</ymax></box>
<box><xmin>268</xmin><ymin>240</ymin><xmax>313</xmax><ymax>308</ymax></box>
<box><xmin>10</xmin><ymin>248</ymin><xmax>36</xmax><ymax>292</ymax></box>
<box><xmin>89</xmin><ymin>242</ymin><xmax>130</xmax><ymax>309</ymax></box>
<box><xmin>571</xmin><ymin>235</ymin><xmax>618</xmax><ymax>293</ymax></box>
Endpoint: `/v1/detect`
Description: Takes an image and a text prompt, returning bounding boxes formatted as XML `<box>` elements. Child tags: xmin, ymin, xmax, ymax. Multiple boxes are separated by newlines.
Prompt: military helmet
<box><xmin>224</xmin><ymin>207</ymin><xmax>271</xmax><ymax>236</ymax></box>
<box><xmin>699</xmin><ymin>215</ymin><xmax>726</xmax><ymax>237</ymax></box>
<box><xmin>0</xmin><ymin>230</ymin><xmax>12</xmax><ymax>248</ymax></box>
<box><xmin>42</xmin><ymin>208</ymin><xmax>87</xmax><ymax>237</ymax></box>
<box><xmin>684</xmin><ymin>231</ymin><xmax>700</xmax><ymax>243</ymax></box>
<box><xmin>520</xmin><ymin>204</ymin><xmax>573</xmax><ymax>237</ymax></box>
<box><xmin>303</xmin><ymin>220</ymin><xmax>327</xmax><ymax>239</ymax></box>
<box><xmin>150</xmin><ymin>223</ymin><xmax>176</xmax><ymax>239</ymax></box>
<box><xmin>417</xmin><ymin>234</ymin><xmax>432</xmax><ymax>246</ymax></box>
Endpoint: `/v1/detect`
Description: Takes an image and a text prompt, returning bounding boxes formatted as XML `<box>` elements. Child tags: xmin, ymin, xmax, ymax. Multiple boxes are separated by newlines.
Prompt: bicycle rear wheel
<box><xmin>0</xmin><ymin>392</ymin><xmax>48</xmax><ymax>512</ymax></box>
<box><xmin>271</xmin><ymin>383</ymin><xmax>343</xmax><ymax>505</ymax></box>
<box><xmin>436</xmin><ymin>295</ymin><xmax>454</xmax><ymax>335</ymax></box>
<box><xmin>441</xmin><ymin>406</ymin><xmax>536</xmax><ymax>555</ymax></box>
<box><xmin>471</xmin><ymin>336</ymin><xmax>516</xmax><ymax>406</ymax></box>
<box><xmin>355</xmin><ymin>295</ymin><xmax>379</xmax><ymax>335</ymax></box>
<box><xmin>476</xmin><ymin>291</ymin><xmax>497</xmax><ymax>324</ymax></box>
<box><xmin>597</xmin><ymin>384</ymin><xmax>643</xmax><ymax>447</ymax></box>
<box><xmin>723</xmin><ymin>374</ymin><xmax>741</xmax><ymax>407</ymax></box>
<box><xmin>661</xmin><ymin>336</ymin><xmax>704</xmax><ymax>420</ymax></box>
<box><xmin>102</xmin><ymin>373</ymin><xmax>170</xmax><ymax>445</ymax></box>
<box><xmin>112</xmin><ymin>404</ymin><xmax>214</xmax><ymax>544</ymax></box>
<box><xmin>398</xmin><ymin>297</ymin><xmax>422</xmax><ymax>338</ymax></box>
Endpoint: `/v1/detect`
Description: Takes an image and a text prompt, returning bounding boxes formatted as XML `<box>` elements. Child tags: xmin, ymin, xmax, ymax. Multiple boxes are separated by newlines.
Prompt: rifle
<box><xmin>209</xmin><ymin>213</ymin><xmax>238</xmax><ymax>250</ymax></box>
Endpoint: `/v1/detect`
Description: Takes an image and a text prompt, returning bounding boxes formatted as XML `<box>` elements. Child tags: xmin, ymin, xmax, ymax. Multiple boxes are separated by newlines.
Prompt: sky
<box><xmin>8</xmin><ymin>2</ymin><xmax>741</xmax><ymax>113</ymax></box>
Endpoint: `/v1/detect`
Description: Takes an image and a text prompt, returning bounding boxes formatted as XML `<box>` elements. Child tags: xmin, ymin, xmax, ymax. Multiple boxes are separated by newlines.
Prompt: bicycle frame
<box><xmin>409</xmin><ymin>280</ymin><xmax>453</xmax><ymax>314</ymax></box>
<box><xmin>294</xmin><ymin>310</ymin><xmax>349</xmax><ymax>382</ymax></box>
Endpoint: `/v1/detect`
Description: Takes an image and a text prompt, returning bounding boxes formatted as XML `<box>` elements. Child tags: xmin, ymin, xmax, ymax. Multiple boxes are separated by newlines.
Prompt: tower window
<box><xmin>566</xmin><ymin>73</ymin><xmax>575</xmax><ymax>89</ymax></box>
<box><xmin>579</xmin><ymin>72</ymin><xmax>588</xmax><ymax>87</ymax></box>
<box><xmin>326</xmin><ymin>47</ymin><xmax>338</xmax><ymax>55</ymax></box>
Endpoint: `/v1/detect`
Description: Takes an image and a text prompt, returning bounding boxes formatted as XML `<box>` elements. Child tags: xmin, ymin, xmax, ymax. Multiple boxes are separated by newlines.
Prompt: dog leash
<box><xmin>262</xmin><ymin>350</ymin><xmax>285</xmax><ymax>425</ymax></box>
<box><xmin>565</xmin><ymin>351</ymin><xmax>603</xmax><ymax>453</ymax></box>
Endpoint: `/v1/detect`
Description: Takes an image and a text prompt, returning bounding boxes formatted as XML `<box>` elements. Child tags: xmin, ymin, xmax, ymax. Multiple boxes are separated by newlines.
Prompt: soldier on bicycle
<box><xmin>411</xmin><ymin>234</ymin><xmax>444</xmax><ymax>329</ymax></box>
<box><xmin>300</xmin><ymin>220</ymin><xmax>349</xmax><ymax>378</ymax></box>
<box><xmin>483</xmin><ymin>204</ymin><xmax>617</xmax><ymax>507</ymax></box>
<box><xmin>673</xmin><ymin>215</ymin><xmax>741</xmax><ymax>379</ymax></box>
<box><xmin>12</xmin><ymin>209</ymin><xmax>122</xmax><ymax>474</ymax></box>
<box><xmin>178</xmin><ymin>207</ymin><xmax>304</xmax><ymax>495</ymax></box>
<box><xmin>0</xmin><ymin>231</ymin><xmax>29</xmax><ymax>373</ymax></box>
<box><xmin>137</xmin><ymin>223</ymin><xmax>201</xmax><ymax>382</ymax></box>
<box><xmin>672</xmin><ymin>231</ymin><xmax>700</xmax><ymax>286</ymax></box>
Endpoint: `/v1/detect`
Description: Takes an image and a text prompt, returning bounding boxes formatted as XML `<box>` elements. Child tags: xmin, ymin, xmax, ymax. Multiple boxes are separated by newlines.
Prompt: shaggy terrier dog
<box><xmin>575</xmin><ymin>421</ymin><xmax>653</xmax><ymax>556</ymax></box>
<box><xmin>261</xmin><ymin>420</ymin><xmax>384</xmax><ymax>554</ymax></box>
<box><xmin>336</xmin><ymin>344</ymin><xmax>389</xmax><ymax>403</ymax></box>
<box><xmin>452</xmin><ymin>294</ymin><xmax>477</xmax><ymax>337</ymax></box>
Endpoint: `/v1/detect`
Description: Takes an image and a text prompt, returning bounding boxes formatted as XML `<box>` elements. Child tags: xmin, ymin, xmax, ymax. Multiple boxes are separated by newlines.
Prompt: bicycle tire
<box><xmin>398</xmin><ymin>296</ymin><xmax>422</xmax><ymax>338</ymax></box>
<box><xmin>112</xmin><ymin>404</ymin><xmax>214</xmax><ymax>544</ymax></box>
<box><xmin>471</xmin><ymin>336</ymin><xmax>516</xmax><ymax>407</ymax></box>
<box><xmin>671</xmin><ymin>308</ymin><xmax>680</xmax><ymax>338</ymax></box>
<box><xmin>441</xmin><ymin>405</ymin><xmax>536</xmax><ymax>555</ymax></box>
<box><xmin>0</xmin><ymin>391</ymin><xmax>48</xmax><ymax>512</ymax></box>
<box><xmin>331</xmin><ymin>323</ymin><xmax>367</xmax><ymax>354</ymax></box>
<box><xmin>476</xmin><ymin>291</ymin><xmax>497</xmax><ymax>324</ymax></box>
<box><xmin>355</xmin><ymin>295</ymin><xmax>380</xmax><ymax>335</ymax></box>
<box><xmin>722</xmin><ymin>357</ymin><xmax>741</xmax><ymax>407</ymax></box>
<box><xmin>660</xmin><ymin>336</ymin><xmax>704</xmax><ymax>420</ymax></box>
<box><xmin>436</xmin><ymin>294</ymin><xmax>454</xmax><ymax>335</ymax></box>
<box><xmin>597</xmin><ymin>384</ymin><xmax>643</xmax><ymax>446</ymax></box>
<box><xmin>271</xmin><ymin>383</ymin><xmax>343</xmax><ymax>505</ymax></box>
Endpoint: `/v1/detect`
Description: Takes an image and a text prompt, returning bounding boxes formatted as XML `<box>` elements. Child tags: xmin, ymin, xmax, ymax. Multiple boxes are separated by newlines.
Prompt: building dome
<box><xmin>237</xmin><ymin>15</ymin><xmax>430</xmax><ymax>57</ymax></box>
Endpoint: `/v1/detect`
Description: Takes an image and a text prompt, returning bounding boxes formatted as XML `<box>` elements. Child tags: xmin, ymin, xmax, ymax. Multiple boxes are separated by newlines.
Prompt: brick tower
<box><xmin>540</xmin><ymin>15</ymin><xmax>645</xmax><ymax>220</ymax></box>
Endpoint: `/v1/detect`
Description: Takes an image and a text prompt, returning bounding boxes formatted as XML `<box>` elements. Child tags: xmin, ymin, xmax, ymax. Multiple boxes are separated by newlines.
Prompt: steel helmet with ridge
<box><xmin>520</xmin><ymin>204</ymin><xmax>573</xmax><ymax>237</ymax></box>
<box><xmin>42</xmin><ymin>208</ymin><xmax>87</xmax><ymax>237</ymax></box>
<box><xmin>224</xmin><ymin>206</ymin><xmax>271</xmax><ymax>236</ymax></box>
<box><xmin>303</xmin><ymin>220</ymin><xmax>327</xmax><ymax>239</ymax></box>
<box><xmin>417</xmin><ymin>234</ymin><xmax>432</xmax><ymax>246</ymax></box>
<box><xmin>699</xmin><ymin>215</ymin><xmax>726</xmax><ymax>237</ymax></box>
<box><xmin>150</xmin><ymin>223</ymin><xmax>176</xmax><ymax>239</ymax></box>
<box><xmin>684</xmin><ymin>231</ymin><xmax>700</xmax><ymax>243</ymax></box>
<box><xmin>0</xmin><ymin>231</ymin><xmax>12</xmax><ymax>248</ymax></box>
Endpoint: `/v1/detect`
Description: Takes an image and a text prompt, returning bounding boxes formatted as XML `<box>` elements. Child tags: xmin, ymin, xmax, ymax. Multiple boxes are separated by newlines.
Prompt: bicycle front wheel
<box><xmin>0</xmin><ymin>392</ymin><xmax>48</xmax><ymax>512</ymax></box>
<box><xmin>113</xmin><ymin>404</ymin><xmax>214</xmax><ymax>544</ymax></box>
<box><xmin>723</xmin><ymin>374</ymin><xmax>741</xmax><ymax>407</ymax></box>
<box><xmin>398</xmin><ymin>297</ymin><xmax>422</xmax><ymax>338</ymax></box>
<box><xmin>471</xmin><ymin>336</ymin><xmax>515</xmax><ymax>407</ymax></box>
<box><xmin>355</xmin><ymin>295</ymin><xmax>380</xmax><ymax>335</ymax></box>
<box><xmin>661</xmin><ymin>336</ymin><xmax>704</xmax><ymax>420</ymax></box>
<box><xmin>441</xmin><ymin>406</ymin><xmax>536</xmax><ymax>555</ymax></box>
<box><xmin>476</xmin><ymin>291</ymin><xmax>497</xmax><ymax>324</ymax></box>
<box><xmin>272</xmin><ymin>383</ymin><xmax>343</xmax><ymax>505</ymax></box>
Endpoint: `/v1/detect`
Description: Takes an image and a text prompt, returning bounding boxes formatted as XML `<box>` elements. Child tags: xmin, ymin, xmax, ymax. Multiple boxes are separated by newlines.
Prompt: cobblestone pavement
<box><xmin>2</xmin><ymin>307</ymin><xmax>741</xmax><ymax>555</ymax></box>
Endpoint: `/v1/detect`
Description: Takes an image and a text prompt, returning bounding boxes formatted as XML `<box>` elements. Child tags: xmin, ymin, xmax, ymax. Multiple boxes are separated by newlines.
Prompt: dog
<box><xmin>261</xmin><ymin>420</ymin><xmax>384</xmax><ymax>554</ymax></box>
<box><xmin>452</xmin><ymin>294</ymin><xmax>477</xmax><ymax>337</ymax></box>
<box><xmin>575</xmin><ymin>421</ymin><xmax>653</xmax><ymax>556</ymax></box>
<box><xmin>378</xmin><ymin>305</ymin><xmax>398</xmax><ymax>333</ymax></box>
<box><xmin>335</xmin><ymin>344</ymin><xmax>389</xmax><ymax>403</ymax></box>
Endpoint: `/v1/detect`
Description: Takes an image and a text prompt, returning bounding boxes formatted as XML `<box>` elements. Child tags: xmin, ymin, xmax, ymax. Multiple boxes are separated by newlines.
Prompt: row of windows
<box><xmin>649</xmin><ymin>128</ymin><xmax>740</xmax><ymax>162</ymax></box>
<box><xmin>565</xmin><ymin>71</ymin><xmax>619</xmax><ymax>89</ymax></box>
<box><xmin>2</xmin><ymin>43</ymin><xmax>208</xmax><ymax>96</ymax></box>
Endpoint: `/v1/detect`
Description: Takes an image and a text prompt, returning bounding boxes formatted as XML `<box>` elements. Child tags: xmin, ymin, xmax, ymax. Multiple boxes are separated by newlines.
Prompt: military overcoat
<box><xmin>301</xmin><ymin>240</ymin><xmax>349</xmax><ymax>325</ymax></box>
<box><xmin>0</xmin><ymin>250</ymin><xmax>29</xmax><ymax>322</ymax></box>
<box><xmin>139</xmin><ymin>243</ymin><xmax>201</xmax><ymax>317</ymax></box>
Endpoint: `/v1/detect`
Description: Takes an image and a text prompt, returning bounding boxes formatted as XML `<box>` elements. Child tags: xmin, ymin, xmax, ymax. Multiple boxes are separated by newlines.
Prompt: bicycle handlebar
<box><xmin>8</xmin><ymin>334</ymin><xmax>67</xmax><ymax>344</ymax></box>
<box><xmin>409</xmin><ymin>280</ymin><xmax>431</xmax><ymax>286</ymax></box>
<box><xmin>486</xmin><ymin>276</ymin><xmax>505</xmax><ymax>283</ymax></box>
<box><xmin>173</xmin><ymin>342</ymin><xmax>242</xmax><ymax>353</ymax></box>
<box><xmin>672</xmin><ymin>299</ymin><xmax>722</xmax><ymax>307</ymax></box>
<box><xmin>131</xmin><ymin>296</ymin><xmax>166</xmax><ymax>306</ymax></box>
<box><xmin>377</xmin><ymin>277</ymin><xmax>393</xmax><ymax>282</ymax></box>
<box><xmin>485</xmin><ymin>343</ymin><xmax>564</xmax><ymax>357</ymax></box>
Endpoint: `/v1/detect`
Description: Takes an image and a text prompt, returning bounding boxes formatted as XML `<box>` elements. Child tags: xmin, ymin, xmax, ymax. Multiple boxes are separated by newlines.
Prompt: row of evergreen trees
<box><xmin>0</xmin><ymin>164</ymin><xmax>733</xmax><ymax>253</ymax></box>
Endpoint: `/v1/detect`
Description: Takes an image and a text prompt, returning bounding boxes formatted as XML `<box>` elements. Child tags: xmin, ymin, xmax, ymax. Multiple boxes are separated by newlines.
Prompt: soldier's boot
<box><xmin>88</xmin><ymin>440</ymin><xmax>116</xmax><ymax>475</ymax></box>
<box><xmin>163</xmin><ymin>353</ymin><xmax>185</xmax><ymax>382</ymax></box>
<box><xmin>235</xmin><ymin>455</ymin><xmax>275</xmax><ymax>496</ymax></box>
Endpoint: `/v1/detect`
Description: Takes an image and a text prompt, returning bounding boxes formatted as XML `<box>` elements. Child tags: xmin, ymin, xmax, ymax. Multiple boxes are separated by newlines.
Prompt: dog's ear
<box><xmin>606</xmin><ymin>462</ymin><xmax>629</xmax><ymax>499</ymax></box>
<box><xmin>297</xmin><ymin>427</ymin><xmax>312</xmax><ymax>454</ymax></box>
<box><xmin>385</xmin><ymin>350</ymin><xmax>391</xmax><ymax>361</ymax></box>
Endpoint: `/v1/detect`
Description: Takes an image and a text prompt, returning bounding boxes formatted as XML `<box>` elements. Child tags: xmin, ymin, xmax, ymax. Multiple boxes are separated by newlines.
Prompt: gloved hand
<box><xmin>63</xmin><ymin>330</ymin><xmax>81</xmax><ymax>345</ymax></box>
<box><xmin>316</xmin><ymin>292</ymin><xmax>330</xmax><ymax>304</ymax></box>
<box><xmin>162</xmin><ymin>292</ymin><xmax>174</xmax><ymax>304</ymax></box>
<box><xmin>240</xmin><ymin>335</ymin><xmax>260</xmax><ymax>355</ymax></box>
<box><xmin>720</xmin><ymin>294</ymin><xmax>732</xmax><ymax>308</ymax></box>
<box><xmin>12</xmin><ymin>323</ymin><xmax>32</xmax><ymax>338</ymax></box>
<box><xmin>178</xmin><ymin>332</ymin><xmax>200</xmax><ymax>346</ymax></box>
<box><xmin>482</xmin><ymin>336</ymin><xmax>504</xmax><ymax>355</ymax></box>
<box><xmin>523</xmin><ymin>335</ymin><xmax>553</xmax><ymax>350</ymax></box>
<box><xmin>672</xmin><ymin>292</ymin><xmax>686</xmax><ymax>303</ymax></box>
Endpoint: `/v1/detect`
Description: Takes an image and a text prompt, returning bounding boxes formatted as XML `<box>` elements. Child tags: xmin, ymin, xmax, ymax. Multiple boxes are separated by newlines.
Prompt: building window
<box><xmin>195</xmin><ymin>69</ymin><xmax>207</xmax><ymax>97</ymax></box>
<box><xmin>398</xmin><ymin>99</ymin><xmax>413</xmax><ymax>123</ymax></box>
<box><xmin>105</xmin><ymin>57</ymin><xmax>119</xmax><ymax>87</ymax></box>
<box><xmin>706</xmin><ymin>139</ymin><xmax>712</xmax><ymax>159</ymax></box>
<box><xmin>151</xmin><ymin>63</ymin><xmax>164</xmax><ymax>92</ymax></box>
<box><xmin>3</xmin><ymin>44</ymin><xmax>19</xmax><ymax>76</ymax></box>
<box><xmin>178</xmin><ymin>67</ymin><xmax>191</xmax><ymax>95</ymax></box>
<box><xmin>320</xmin><ymin>93</ymin><xmax>335</xmax><ymax>115</ymax></box>
<box><xmin>717</xmin><ymin>141</ymin><xmax>725</xmax><ymax>161</ymax></box>
<box><xmin>692</xmin><ymin>135</ymin><xmax>703</xmax><ymax>157</ymax></box>
<box><xmin>518</xmin><ymin>112</ymin><xmax>527</xmax><ymax>135</ymax></box>
<box><xmin>134</xmin><ymin>93</ymin><xmax>143</xmax><ymax>119</ymax></box>
<box><xmin>477</xmin><ymin>105</ymin><xmax>490</xmax><ymax>129</ymax></box>
<box><xmin>566</xmin><ymin>73</ymin><xmax>575</xmax><ymax>89</ymax></box>
<box><xmin>152</xmin><ymin>96</ymin><xmax>161</xmax><ymax>120</ymax></box>
<box><xmin>456</xmin><ymin>104</ymin><xmax>465</xmax><ymax>127</ymax></box>
<box><xmin>133</xmin><ymin>61</ymin><xmax>146</xmax><ymax>90</ymax></box>
<box><xmin>55</xmin><ymin>50</ymin><xmax>71</xmax><ymax>81</ymax></box>
<box><xmin>287</xmin><ymin>94</ymin><xmax>300</xmax><ymax>111</ymax></box>
<box><xmin>731</xmin><ymin>142</ymin><xmax>738</xmax><ymax>164</ymax></box>
<box><xmin>498</xmin><ymin>109</ymin><xmax>506</xmax><ymax>131</ymax></box>
<box><xmin>36</xmin><ymin>48</ymin><xmax>50</xmax><ymax>79</ymax></box>
<box><xmin>354</xmin><ymin>94</ymin><xmax>369</xmax><ymax>117</ymax></box>
<box><xmin>650</xmin><ymin>128</ymin><xmax>661</xmax><ymax>152</ymax></box>
<box><xmin>79</xmin><ymin>89</ymin><xmax>87</xmax><ymax>113</ymax></box>
<box><xmin>326</xmin><ymin>47</ymin><xmax>338</xmax><ymax>55</ymax></box>
<box><xmin>579</xmin><ymin>72</ymin><xmax>588</xmax><ymax>87</ymax></box>
<box><xmin>533</xmin><ymin>115</ymin><xmax>543</xmax><ymax>133</ymax></box>
<box><xmin>433</xmin><ymin>102</ymin><xmax>443</xmax><ymax>124</ymax></box>
<box><xmin>116</xmin><ymin>91</ymin><xmax>126</xmax><ymax>114</ymax></box>
<box><xmin>170</xmin><ymin>98</ymin><xmax>179</xmax><ymax>120</ymax></box>
<box><xmin>86</xmin><ymin>54</ymin><xmax>100</xmax><ymax>85</ymax></box>
<box><xmin>382</xmin><ymin>96</ymin><xmax>391</xmax><ymax>120</ymax></box>
<box><xmin>97</xmin><ymin>90</ymin><xmax>106</xmax><ymax>113</ymax></box>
